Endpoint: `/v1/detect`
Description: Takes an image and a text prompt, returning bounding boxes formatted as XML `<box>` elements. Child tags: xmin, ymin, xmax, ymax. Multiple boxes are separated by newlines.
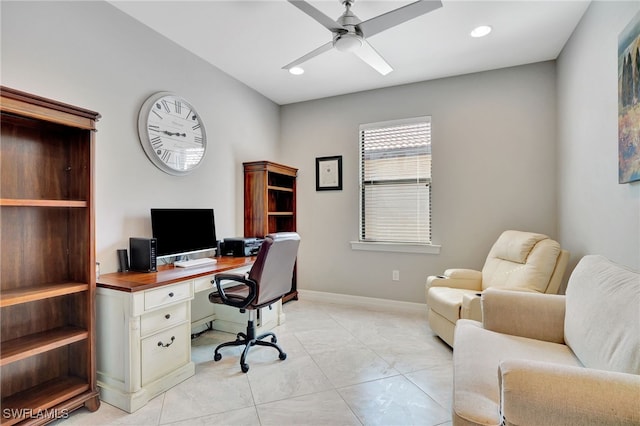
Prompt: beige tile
<box><xmin>163</xmin><ymin>406</ymin><xmax>260</xmax><ymax>425</ymax></box>
<box><xmin>405</xmin><ymin>365</ymin><xmax>454</xmax><ymax>412</ymax></box>
<box><xmin>256</xmin><ymin>390</ymin><xmax>361</xmax><ymax>426</ymax></box>
<box><xmin>247</xmin><ymin>354</ymin><xmax>333</xmax><ymax>404</ymax></box>
<box><xmin>54</xmin><ymin>394</ymin><xmax>164</xmax><ymax>426</ymax></box>
<box><xmin>159</xmin><ymin>363</ymin><xmax>254</xmax><ymax>424</ymax></box>
<box><xmin>311</xmin><ymin>346</ymin><xmax>399</xmax><ymax>388</ymax></box>
<box><xmin>79</xmin><ymin>300</ymin><xmax>454</xmax><ymax>426</ymax></box>
<box><xmin>338</xmin><ymin>375</ymin><xmax>450</xmax><ymax>426</ymax></box>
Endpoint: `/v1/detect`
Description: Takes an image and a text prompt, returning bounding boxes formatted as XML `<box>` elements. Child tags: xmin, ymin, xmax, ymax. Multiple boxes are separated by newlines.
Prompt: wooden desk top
<box><xmin>97</xmin><ymin>256</ymin><xmax>256</xmax><ymax>293</ymax></box>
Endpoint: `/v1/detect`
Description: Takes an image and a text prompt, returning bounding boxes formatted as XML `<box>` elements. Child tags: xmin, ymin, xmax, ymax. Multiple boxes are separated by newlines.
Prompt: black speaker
<box><xmin>117</xmin><ymin>249</ymin><xmax>129</xmax><ymax>272</ymax></box>
<box><xmin>129</xmin><ymin>238</ymin><xmax>157</xmax><ymax>272</ymax></box>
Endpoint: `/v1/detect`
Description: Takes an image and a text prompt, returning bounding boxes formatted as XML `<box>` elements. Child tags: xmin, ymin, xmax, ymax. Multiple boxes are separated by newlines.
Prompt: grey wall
<box><xmin>281</xmin><ymin>62</ymin><xmax>559</xmax><ymax>303</ymax></box>
<box><xmin>557</xmin><ymin>0</ymin><xmax>640</xmax><ymax>276</ymax></box>
<box><xmin>4</xmin><ymin>1</ymin><xmax>636</xmax><ymax>304</ymax></box>
<box><xmin>1</xmin><ymin>1</ymin><xmax>281</xmax><ymax>274</ymax></box>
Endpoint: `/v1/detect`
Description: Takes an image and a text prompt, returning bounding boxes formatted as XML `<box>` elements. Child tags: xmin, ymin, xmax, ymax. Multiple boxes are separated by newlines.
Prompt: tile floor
<box><xmin>60</xmin><ymin>299</ymin><xmax>454</xmax><ymax>425</ymax></box>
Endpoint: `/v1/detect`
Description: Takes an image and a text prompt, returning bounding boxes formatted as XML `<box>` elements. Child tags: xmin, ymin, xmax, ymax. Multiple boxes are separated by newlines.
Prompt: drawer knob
<box><xmin>157</xmin><ymin>336</ymin><xmax>176</xmax><ymax>348</ymax></box>
<box><xmin>168</xmin><ymin>292</ymin><xmax>174</xmax><ymax>297</ymax></box>
<box><xmin>165</xmin><ymin>314</ymin><xmax>171</xmax><ymax>319</ymax></box>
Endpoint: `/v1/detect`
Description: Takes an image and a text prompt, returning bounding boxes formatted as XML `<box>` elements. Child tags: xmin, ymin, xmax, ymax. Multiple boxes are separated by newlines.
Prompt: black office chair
<box><xmin>209</xmin><ymin>232</ymin><xmax>300</xmax><ymax>373</ymax></box>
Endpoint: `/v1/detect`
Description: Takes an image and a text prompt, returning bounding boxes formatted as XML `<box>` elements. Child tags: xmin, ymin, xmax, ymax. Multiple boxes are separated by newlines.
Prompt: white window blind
<box><xmin>359</xmin><ymin>116</ymin><xmax>431</xmax><ymax>244</ymax></box>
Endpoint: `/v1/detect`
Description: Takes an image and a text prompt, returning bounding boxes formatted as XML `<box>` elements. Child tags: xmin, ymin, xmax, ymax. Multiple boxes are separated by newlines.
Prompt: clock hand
<box><xmin>161</xmin><ymin>130</ymin><xmax>187</xmax><ymax>137</ymax></box>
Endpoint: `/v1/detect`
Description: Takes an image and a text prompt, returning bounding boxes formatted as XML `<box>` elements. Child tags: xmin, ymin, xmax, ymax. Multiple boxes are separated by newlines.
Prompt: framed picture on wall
<box><xmin>316</xmin><ymin>155</ymin><xmax>343</xmax><ymax>191</ymax></box>
<box><xmin>618</xmin><ymin>11</ymin><xmax>640</xmax><ymax>183</ymax></box>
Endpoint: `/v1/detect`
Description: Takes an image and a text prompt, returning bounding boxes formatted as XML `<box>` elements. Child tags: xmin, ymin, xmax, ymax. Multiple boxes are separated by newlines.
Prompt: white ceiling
<box><xmin>109</xmin><ymin>0</ymin><xmax>590</xmax><ymax>105</ymax></box>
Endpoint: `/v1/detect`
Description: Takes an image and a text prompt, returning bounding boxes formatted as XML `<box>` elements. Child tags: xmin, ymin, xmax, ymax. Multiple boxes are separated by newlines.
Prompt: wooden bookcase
<box><xmin>243</xmin><ymin>161</ymin><xmax>298</xmax><ymax>301</ymax></box>
<box><xmin>0</xmin><ymin>87</ymin><xmax>100</xmax><ymax>425</ymax></box>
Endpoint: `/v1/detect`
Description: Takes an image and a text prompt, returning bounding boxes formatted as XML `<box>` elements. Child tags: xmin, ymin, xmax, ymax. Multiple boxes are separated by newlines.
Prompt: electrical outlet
<box><xmin>392</xmin><ymin>270</ymin><xmax>400</xmax><ymax>281</ymax></box>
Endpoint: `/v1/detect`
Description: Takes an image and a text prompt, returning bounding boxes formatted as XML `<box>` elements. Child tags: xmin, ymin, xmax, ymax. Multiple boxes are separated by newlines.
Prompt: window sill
<box><xmin>350</xmin><ymin>241</ymin><xmax>441</xmax><ymax>254</ymax></box>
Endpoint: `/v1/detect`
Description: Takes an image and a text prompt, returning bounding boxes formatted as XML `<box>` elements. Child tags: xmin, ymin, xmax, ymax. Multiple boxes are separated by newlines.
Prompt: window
<box><xmin>358</xmin><ymin>116</ymin><xmax>432</xmax><ymax>245</ymax></box>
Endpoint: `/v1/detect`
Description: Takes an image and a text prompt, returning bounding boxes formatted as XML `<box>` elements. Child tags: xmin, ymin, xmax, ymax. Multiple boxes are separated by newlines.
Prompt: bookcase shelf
<box><xmin>0</xmin><ymin>283</ymin><xmax>89</xmax><ymax>308</ymax></box>
<box><xmin>0</xmin><ymin>199</ymin><xmax>88</xmax><ymax>208</ymax></box>
<box><xmin>0</xmin><ymin>326</ymin><xmax>88</xmax><ymax>366</ymax></box>
<box><xmin>0</xmin><ymin>86</ymin><xmax>100</xmax><ymax>424</ymax></box>
<box><xmin>0</xmin><ymin>376</ymin><xmax>90</xmax><ymax>425</ymax></box>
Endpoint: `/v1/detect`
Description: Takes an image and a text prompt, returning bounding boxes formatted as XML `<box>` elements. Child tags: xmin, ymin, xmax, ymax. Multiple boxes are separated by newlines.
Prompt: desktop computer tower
<box><xmin>129</xmin><ymin>237</ymin><xmax>157</xmax><ymax>272</ymax></box>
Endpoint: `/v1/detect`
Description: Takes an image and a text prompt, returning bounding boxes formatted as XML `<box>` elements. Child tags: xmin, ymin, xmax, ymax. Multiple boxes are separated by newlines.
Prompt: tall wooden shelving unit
<box><xmin>0</xmin><ymin>87</ymin><xmax>100</xmax><ymax>425</ymax></box>
<box><xmin>243</xmin><ymin>161</ymin><xmax>298</xmax><ymax>301</ymax></box>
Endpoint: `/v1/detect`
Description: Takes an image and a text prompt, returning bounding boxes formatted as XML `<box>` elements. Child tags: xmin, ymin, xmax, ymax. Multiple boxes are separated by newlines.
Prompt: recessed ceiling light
<box><xmin>470</xmin><ymin>25</ymin><xmax>492</xmax><ymax>38</ymax></box>
<box><xmin>289</xmin><ymin>66</ymin><xmax>304</xmax><ymax>75</ymax></box>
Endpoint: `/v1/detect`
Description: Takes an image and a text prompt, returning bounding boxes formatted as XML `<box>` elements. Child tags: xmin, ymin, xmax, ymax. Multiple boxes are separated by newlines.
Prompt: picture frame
<box><xmin>618</xmin><ymin>11</ymin><xmax>640</xmax><ymax>183</ymax></box>
<box><xmin>316</xmin><ymin>155</ymin><xmax>343</xmax><ymax>191</ymax></box>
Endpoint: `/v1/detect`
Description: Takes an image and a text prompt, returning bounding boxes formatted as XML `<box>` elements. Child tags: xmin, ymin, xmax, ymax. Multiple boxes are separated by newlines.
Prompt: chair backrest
<box><xmin>248</xmin><ymin>232</ymin><xmax>300</xmax><ymax>307</ymax></box>
<box><xmin>481</xmin><ymin>230</ymin><xmax>566</xmax><ymax>293</ymax></box>
<box><xmin>565</xmin><ymin>255</ymin><xmax>639</xmax><ymax>374</ymax></box>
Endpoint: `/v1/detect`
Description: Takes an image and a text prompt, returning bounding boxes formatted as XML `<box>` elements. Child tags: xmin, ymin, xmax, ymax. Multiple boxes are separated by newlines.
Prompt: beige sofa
<box><xmin>452</xmin><ymin>255</ymin><xmax>640</xmax><ymax>425</ymax></box>
<box><xmin>427</xmin><ymin>230</ymin><xmax>569</xmax><ymax>346</ymax></box>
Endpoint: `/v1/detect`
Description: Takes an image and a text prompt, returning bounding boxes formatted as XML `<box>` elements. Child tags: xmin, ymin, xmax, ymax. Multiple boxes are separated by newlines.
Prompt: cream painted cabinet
<box><xmin>96</xmin><ymin>281</ymin><xmax>195</xmax><ymax>413</ymax></box>
<box><xmin>95</xmin><ymin>258</ymin><xmax>284</xmax><ymax>413</ymax></box>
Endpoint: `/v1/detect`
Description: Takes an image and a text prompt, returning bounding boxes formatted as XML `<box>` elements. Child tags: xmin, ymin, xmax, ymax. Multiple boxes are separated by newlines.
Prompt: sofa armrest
<box><xmin>499</xmin><ymin>359</ymin><xmax>640</xmax><ymax>426</ymax></box>
<box><xmin>461</xmin><ymin>293</ymin><xmax>482</xmax><ymax>321</ymax></box>
<box><xmin>482</xmin><ymin>288</ymin><xmax>565</xmax><ymax>343</ymax></box>
<box><xmin>426</xmin><ymin>269</ymin><xmax>482</xmax><ymax>291</ymax></box>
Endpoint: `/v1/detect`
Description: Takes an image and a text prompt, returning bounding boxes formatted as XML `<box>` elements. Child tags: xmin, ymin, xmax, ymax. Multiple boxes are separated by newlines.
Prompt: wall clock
<box><xmin>137</xmin><ymin>92</ymin><xmax>207</xmax><ymax>175</ymax></box>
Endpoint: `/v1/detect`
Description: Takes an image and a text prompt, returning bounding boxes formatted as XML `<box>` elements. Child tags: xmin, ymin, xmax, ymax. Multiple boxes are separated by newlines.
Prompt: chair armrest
<box><xmin>211</xmin><ymin>273</ymin><xmax>257</xmax><ymax>309</ymax></box>
<box><xmin>499</xmin><ymin>359</ymin><xmax>640</xmax><ymax>426</ymax></box>
<box><xmin>482</xmin><ymin>288</ymin><xmax>565</xmax><ymax>343</ymax></box>
<box><xmin>461</xmin><ymin>293</ymin><xmax>482</xmax><ymax>321</ymax></box>
<box><xmin>426</xmin><ymin>269</ymin><xmax>482</xmax><ymax>291</ymax></box>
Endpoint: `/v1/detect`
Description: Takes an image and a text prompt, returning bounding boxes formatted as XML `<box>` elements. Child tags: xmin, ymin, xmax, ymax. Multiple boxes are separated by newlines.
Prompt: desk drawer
<box><xmin>141</xmin><ymin>322</ymin><xmax>190</xmax><ymax>386</ymax></box>
<box><xmin>141</xmin><ymin>301</ymin><xmax>188</xmax><ymax>337</ymax></box>
<box><xmin>144</xmin><ymin>282</ymin><xmax>191</xmax><ymax>311</ymax></box>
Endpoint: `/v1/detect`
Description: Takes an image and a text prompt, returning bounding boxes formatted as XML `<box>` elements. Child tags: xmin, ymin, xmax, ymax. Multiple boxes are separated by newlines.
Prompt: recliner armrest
<box><xmin>426</xmin><ymin>268</ymin><xmax>482</xmax><ymax>291</ymax></box>
<box><xmin>461</xmin><ymin>293</ymin><xmax>482</xmax><ymax>321</ymax></box>
<box><xmin>499</xmin><ymin>359</ymin><xmax>640</xmax><ymax>426</ymax></box>
<box><xmin>482</xmin><ymin>288</ymin><xmax>565</xmax><ymax>343</ymax></box>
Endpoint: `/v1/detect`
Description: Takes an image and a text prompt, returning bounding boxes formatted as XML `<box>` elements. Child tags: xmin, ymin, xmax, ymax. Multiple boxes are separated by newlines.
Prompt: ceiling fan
<box><xmin>283</xmin><ymin>0</ymin><xmax>443</xmax><ymax>75</ymax></box>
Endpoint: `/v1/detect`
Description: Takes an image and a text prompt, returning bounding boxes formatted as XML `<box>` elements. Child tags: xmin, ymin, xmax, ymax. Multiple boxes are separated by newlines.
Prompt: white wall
<box><xmin>1</xmin><ymin>1</ymin><xmax>281</xmax><ymax>274</ymax></box>
<box><xmin>557</xmin><ymin>1</ymin><xmax>640</xmax><ymax>275</ymax></box>
<box><xmin>281</xmin><ymin>62</ymin><xmax>559</xmax><ymax>303</ymax></box>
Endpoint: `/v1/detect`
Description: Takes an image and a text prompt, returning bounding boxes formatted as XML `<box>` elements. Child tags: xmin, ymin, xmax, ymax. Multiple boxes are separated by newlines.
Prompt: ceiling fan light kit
<box><xmin>334</xmin><ymin>33</ymin><xmax>363</xmax><ymax>52</ymax></box>
<box><xmin>284</xmin><ymin>0</ymin><xmax>443</xmax><ymax>75</ymax></box>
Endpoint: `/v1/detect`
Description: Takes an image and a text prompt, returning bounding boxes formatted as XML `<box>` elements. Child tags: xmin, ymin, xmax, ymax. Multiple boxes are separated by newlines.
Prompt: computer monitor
<box><xmin>150</xmin><ymin>208</ymin><xmax>217</xmax><ymax>258</ymax></box>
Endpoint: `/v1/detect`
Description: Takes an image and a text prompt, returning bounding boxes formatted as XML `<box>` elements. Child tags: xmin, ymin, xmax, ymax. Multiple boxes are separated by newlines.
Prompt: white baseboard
<box><xmin>297</xmin><ymin>289</ymin><xmax>427</xmax><ymax>315</ymax></box>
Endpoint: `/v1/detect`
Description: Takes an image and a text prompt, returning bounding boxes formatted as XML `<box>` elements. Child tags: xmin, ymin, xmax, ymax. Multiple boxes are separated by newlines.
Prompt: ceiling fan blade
<box><xmin>353</xmin><ymin>40</ymin><xmax>393</xmax><ymax>75</ymax></box>
<box><xmin>357</xmin><ymin>0</ymin><xmax>442</xmax><ymax>38</ymax></box>
<box><xmin>287</xmin><ymin>0</ymin><xmax>345</xmax><ymax>33</ymax></box>
<box><xmin>282</xmin><ymin>41</ymin><xmax>334</xmax><ymax>70</ymax></box>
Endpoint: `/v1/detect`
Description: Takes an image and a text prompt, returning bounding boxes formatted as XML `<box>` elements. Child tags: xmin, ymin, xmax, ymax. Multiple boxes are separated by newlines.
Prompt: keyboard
<box><xmin>174</xmin><ymin>257</ymin><xmax>217</xmax><ymax>268</ymax></box>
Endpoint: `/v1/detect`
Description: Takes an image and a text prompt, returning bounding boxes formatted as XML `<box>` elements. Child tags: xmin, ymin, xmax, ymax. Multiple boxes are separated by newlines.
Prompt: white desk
<box><xmin>95</xmin><ymin>257</ymin><xmax>284</xmax><ymax>413</ymax></box>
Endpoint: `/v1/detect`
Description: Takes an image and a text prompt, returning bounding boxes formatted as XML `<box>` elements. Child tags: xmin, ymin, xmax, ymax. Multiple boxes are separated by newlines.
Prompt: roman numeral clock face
<box><xmin>137</xmin><ymin>92</ymin><xmax>207</xmax><ymax>175</ymax></box>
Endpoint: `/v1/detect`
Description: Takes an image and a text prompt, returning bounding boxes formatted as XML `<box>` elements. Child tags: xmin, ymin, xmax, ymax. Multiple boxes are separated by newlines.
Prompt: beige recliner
<box><xmin>425</xmin><ymin>230</ymin><xmax>569</xmax><ymax>346</ymax></box>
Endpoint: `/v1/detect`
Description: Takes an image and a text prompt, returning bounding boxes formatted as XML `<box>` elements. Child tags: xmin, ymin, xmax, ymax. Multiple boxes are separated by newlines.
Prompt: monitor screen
<box><xmin>150</xmin><ymin>208</ymin><xmax>217</xmax><ymax>258</ymax></box>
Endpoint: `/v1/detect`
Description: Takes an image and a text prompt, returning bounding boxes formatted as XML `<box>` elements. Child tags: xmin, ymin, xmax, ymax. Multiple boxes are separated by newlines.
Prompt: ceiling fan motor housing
<box><xmin>334</xmin><ymin>3</ymin><xmax>363</xmax><ymax>52</ymax></box>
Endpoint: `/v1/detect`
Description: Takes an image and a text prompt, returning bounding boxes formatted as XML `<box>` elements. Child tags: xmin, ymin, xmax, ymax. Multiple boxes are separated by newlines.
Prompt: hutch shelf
<box><xmin>0</xmin><ymin>86</ymin><xmax>100</xmax><ymax>425</ymax></box>
<box><xmin>243</xmin><ymin>161</ymin><xmax>298</xmax><ymax>301</ymax></box>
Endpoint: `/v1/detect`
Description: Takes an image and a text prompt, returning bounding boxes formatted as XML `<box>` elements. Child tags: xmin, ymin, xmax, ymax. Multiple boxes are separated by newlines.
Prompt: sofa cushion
<box><xmin>564</xmin><ymin>255</ymin><xmax>640</xmax><ymax>375</ymax></box>
<box><xmin>426</xmin><ymin>287</ymin><xmax>478</xmax><ymax>323</ymax></box>
<box><xmin>482</xmin><ymin>231</ymin><xmax>561</xmax><ymax>293</ymax></box>
<box><xmin>453</xmin><ymin>319</ymin><xmax>582</xmax><ymax>425</ymax></box>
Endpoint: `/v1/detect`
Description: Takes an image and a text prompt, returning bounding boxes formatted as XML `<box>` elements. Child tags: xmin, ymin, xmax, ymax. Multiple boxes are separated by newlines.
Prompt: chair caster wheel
<box><xmin>271</xmin><ymin>336</ymin><xmax>277</xmax><ymax>343</ymax></box>
<box><xmin>241</xmin><ymin>364</ymin><xmax>249</xmax><ymax>373</ymax></box>
<box><xmin>214</xmin><ymin>353</ymin><xmax>222</xmax><ymax>362</ymax></box>
<box><xmin>279</xmin><ymin>352</ymin><xmax>287</xmax><ymax>360</ymax></box>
